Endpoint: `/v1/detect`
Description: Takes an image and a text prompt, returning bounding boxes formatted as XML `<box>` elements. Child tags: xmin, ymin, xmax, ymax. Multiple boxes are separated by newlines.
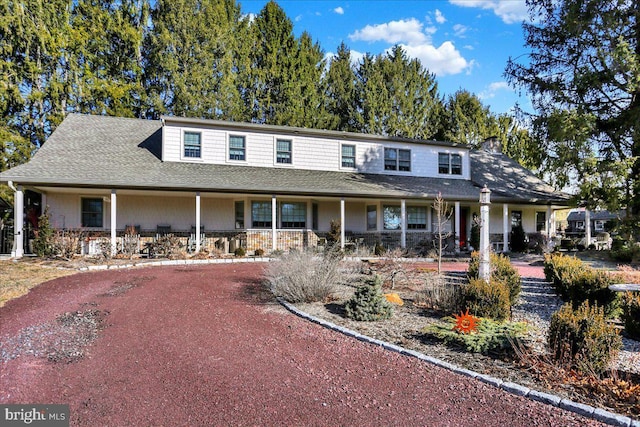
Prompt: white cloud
<box><xmin>453</xmin><ymin>24</ymin><xmax>468</xmax><ymax>38</ymax></box>
<box><xmin>400</xmin><ymin>41</ymin><xmax>469</xmax><ymax>76</ymax></box>
<box><xmin>479</xmin><ymin>81</ymin><xmax>512</xmax><ymax>99</ymax></box>
<box><xmin>449</xmin><ymin>0</ymin><xmax>528</xmax><ymax>24</ymax></box>
<box><xmin>349</xmin><ymin>18</ymin><xmax>472</xmax><ymax>76</ymax></box>
<box><xmin>349</xmin><ymin>18</ymin><xmax>429</xmax><ymax>45</ymax></box>
<box><xmin>294</xmin><ymin>14</ymin><xmax>303</xmax><ymax>22</ymax></box>
<box><xmin>463</xmin><ymin>44</ymin><xmax>474</xmax><ymax>50</ymax></box>
<box><xmin>333</xmin><ymin>6</ymin><xmax>344</xmax><ymax>15</ymax></box>
<box><xmin>435</xmin><ymin>9</ymin><xmax>446</xmax><ymax>24</ymax></box>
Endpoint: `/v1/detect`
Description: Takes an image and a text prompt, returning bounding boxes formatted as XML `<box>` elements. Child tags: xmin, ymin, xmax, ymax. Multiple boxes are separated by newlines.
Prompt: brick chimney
<box><xmin>482</xmin><ymin>136</ymin><xmax>501</xmax><ymax>153</ymax></box>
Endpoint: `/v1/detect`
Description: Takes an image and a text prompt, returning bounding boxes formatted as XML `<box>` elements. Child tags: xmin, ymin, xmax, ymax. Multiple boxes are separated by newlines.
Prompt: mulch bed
<box><xmin>0</xmin><ymin>263</ymin><xmax>609</xmax><ymax>426</ymax></box>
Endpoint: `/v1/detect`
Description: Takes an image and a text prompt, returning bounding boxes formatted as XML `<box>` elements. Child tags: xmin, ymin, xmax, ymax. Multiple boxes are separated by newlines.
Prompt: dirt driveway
<box><xmin>0</xmin><ymin>263</ymin><xmax>603</xmax><ymax>426</ymax></box>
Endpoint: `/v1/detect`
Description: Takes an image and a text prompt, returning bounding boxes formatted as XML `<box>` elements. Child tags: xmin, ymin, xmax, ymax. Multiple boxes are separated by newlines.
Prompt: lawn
<box><xmin>0</xmin><ymin>260</ymin><xmax>76</xmax><ymax>307</ymax></box>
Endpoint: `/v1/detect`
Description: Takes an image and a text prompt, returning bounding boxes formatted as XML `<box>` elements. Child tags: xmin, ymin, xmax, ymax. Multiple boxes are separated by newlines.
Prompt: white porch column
<box><xmin>195</xmin><ymin>192</ymin><xmax>201</xmax><ymax>253</ymax></box>
<box><xmin>585</xmin><ymin>208</ymin><xmax>591</xmax><ymax>246</ymax></box>
<box><xmin>340</xmin><ymin>198</ymin><xmax>345</xmax><ymax>250</ymax></box>
<box><xmin>479</xmin><ymin>187</ymin><xmax>491</xmax><ymax>280</ymax></box>
<box><xmin>546</xmin><ymin>205</ymin><xmax>552</xmax><ymax>239</ymax></box>
<box><xmin>12</xmin><ymin>184</ymin><xmax>24</xmax><ymax>258</ymax></box>
<box><xmin>427</xmin><ymin>204</ymin><xmax>432</xmax><ymax>233</ymax></box>
<box><xmin>271</xmin><ymin>196</ymin><xmax>277</xmax><ymax>251</ymax></box>
<box><xmin>400</xmin><ymin>199</ymin><xmax>406</xmax><ymax>249</ymax></box>
<box><xmin>110</xmin><ymin>190</ymin><xmax>117</xmax><ymax>255</ymax></box>
<box><xmin>503</xmin><ymin>203</ymin><xmax>509</xmax><ymax>252</ymax></box>
<box><xmin>454</xmin><ymin>201</ymin><xmax>461</xmax><ymax>253</ymax></box>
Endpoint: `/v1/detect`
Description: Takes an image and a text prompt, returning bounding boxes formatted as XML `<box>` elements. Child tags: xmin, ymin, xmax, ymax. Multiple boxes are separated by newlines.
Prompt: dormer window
<box><xmin>438</xmin><ymin>153</ymin><xmax>462</xmax><ymax>175</ymax></box>
<box><xmin>183</xmin><ymin>131</ymin><xmax>201</xmax><ymax>158</ymax></box>
<box><xmin>229</xmin><ymin>135</ymin><xmax>246</xmax><ymax>161</ymax></box>
<box><xmin>384</xmin><ymin>148</ymin><xmax>411</xmax><ymax>171</ymax></box>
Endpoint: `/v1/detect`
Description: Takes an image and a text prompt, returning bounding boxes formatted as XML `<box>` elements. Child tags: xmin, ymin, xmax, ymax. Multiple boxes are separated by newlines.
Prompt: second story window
<box><xmin>229</xmin><ymin>135</ymin><xmax>246</xmax><ymax>161</ymax></box>
<box><xmin>438</xmin><ymin>153</ymin><xmax>462</xmax><ymax>175</ymax></box>
<box><xmin>276</xmin><ymin>139</ymin><xmax>292</xmax><ymax>164</ymax></box>
<box><xmin>341</xmin><ymin>144</ymin><xmax>356</xmax><ymax>168</ymax></box>
<box><xmin>183</xmin><ymin>131</ymin><xmax>201</xmax><ymax>158</ymax></box>
<box><xmin>384</xmin><ymin>148</ymin><xmax>411</xmax><ymax>171</ymax></box>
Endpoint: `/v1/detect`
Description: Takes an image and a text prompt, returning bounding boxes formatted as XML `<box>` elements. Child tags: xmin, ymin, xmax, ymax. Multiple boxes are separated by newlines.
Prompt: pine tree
<box><xmin>323</xmin><ymin>42</ymin><xmax>359</xmax><ymax>132</ymax></box>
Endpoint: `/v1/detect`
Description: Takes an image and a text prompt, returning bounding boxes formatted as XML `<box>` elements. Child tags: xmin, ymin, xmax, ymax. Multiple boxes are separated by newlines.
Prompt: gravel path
<box><xmin>0</xmin><ymin>264</ymin><xmax>607</xmax><ymax>426</ymax></box>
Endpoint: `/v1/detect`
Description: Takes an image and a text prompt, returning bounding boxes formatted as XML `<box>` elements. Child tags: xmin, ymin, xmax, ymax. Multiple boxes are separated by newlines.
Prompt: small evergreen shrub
<box><xmin>621</xmin><ymin>292</ymin><xmax>640</xmax><ymax>340</ymax></box>
<box><xmin>509</xmin><ymin>224</ymin><xmax>528</xmax><ymax>252</ymax></box>
<box><xmin>468</xmin><ymin>252</ymin><xmax>521</xmax><ymax>305</ymax></box>
<box><xmin>254</xmin><ymin>248</ymin><xmax>265</xmax><ymax>256</ymax></box>
<box><xmin>469</xmin><ymin>221</ymin><xmax>480</xmax><ymax>251</ymax></box>
<box><xmin>610</xmin><ymin>245</ymin><xmax>638</xmax><ymax>263</ymax></box>
<box><xmin>374</xmin><ymin>243</ymin><xmax>386</xmax><ymax>256</ymax></box>
<box><xmin>422</xmin><ymin>317</ymin><xmax>528</xmax><ymax>355</ymax></box>
<box><xmin>463</xmin><ymin>278</ymin><xmax>511</xmax><ymax>321</ymax></box>
<box><xmin>326</xmin><ymin>220</ymin><xmax>341</xmax><ymax>246</ymax></box>
<box><xmin>527</xmin><ymin>232</ymin><xmax>547</xmax><ymax>254</ymax></box>
<box><xmin>548</xmin><ymin>301</ymin><xmax>622</xmax><ymax>375</ymax></box>
<box><xmin>234</xmin><ymin>247</ymin><xmax>246</xmax><ymax>257</ymax></box>
<box><xmin>345</xmin><ymin>275</ymin><xmax>393</xmax><ymax>321</ymax></box>
<box><xmin>33</xmin><ymin>207</ymin><xmax>54</xmax><ymax>257</ymax></box>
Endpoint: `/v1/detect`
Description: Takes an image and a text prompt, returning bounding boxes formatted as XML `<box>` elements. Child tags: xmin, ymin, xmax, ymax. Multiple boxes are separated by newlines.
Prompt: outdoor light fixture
<box><xmin>480</xmin><ymin>185</ymin><xmax>491</xmax><ymax>205</ymax></box>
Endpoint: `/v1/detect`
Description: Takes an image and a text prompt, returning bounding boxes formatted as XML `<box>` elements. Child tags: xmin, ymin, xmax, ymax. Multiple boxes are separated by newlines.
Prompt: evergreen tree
<box><xmin>438</xmin><ymin>90</ymin><xmax>494</xmax><ymax>147</ymax></box>
<box><xmin>355</xmin><ymin>46</ymin><xmax>442</xmax><ymax>139</ymax></box>
<box><xmin>69</xmin><ymin>0</ymin><xmax>149</xmax><ymax>117</ymax></box>
<box><xmin>505</xmin><ymin>0</ymin><xmax>640</xmax><ymax>223</ymax></box>
<box><xmin>323</xmin><ymin>42</ymin><xmax>359</xmax><ymax>132</ymax></box>
<box><xmin>144</xmin><ymin>0</ymin><xmax>243</xmax><ymax>119</ymax></box>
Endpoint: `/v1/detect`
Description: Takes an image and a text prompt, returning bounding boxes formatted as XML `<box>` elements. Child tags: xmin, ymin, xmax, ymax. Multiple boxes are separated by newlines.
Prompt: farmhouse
<box><xmin>0</xmin><ymin>114</ymin><xmax>571</xmax><ymax>258</ymax></box>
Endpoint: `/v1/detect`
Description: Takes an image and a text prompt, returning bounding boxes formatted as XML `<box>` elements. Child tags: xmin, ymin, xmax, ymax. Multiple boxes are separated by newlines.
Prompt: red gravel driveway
<box><xmin>0</xmin><ymin>263</ymin><xmax>602</xmax><ymax>426</ymax></box>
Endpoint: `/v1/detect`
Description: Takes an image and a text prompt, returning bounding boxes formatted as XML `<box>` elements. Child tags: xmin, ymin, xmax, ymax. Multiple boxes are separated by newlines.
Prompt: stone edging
<box><xmin>75</xmin><ymin>257</ymin><xmax>274</xmax><ymax>271</ymax></box>
<box><xmin>277</xmin><ymin>297</ymin><xmax>639</xmax><ymax>427</ymax></box>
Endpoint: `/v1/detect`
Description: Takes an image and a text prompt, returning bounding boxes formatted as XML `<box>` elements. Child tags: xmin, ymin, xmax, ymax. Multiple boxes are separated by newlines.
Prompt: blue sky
<box><xmin>240</xmin><ymin>0</ymin><xmax>532</xmax><ymax>115</ymax></box>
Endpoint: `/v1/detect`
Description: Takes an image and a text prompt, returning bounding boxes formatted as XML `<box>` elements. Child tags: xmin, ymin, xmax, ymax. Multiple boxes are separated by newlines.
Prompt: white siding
<box><xmin>162</xmin><ymin>123</ymin><xmax>470</xmax><ymax>179</ymax></box>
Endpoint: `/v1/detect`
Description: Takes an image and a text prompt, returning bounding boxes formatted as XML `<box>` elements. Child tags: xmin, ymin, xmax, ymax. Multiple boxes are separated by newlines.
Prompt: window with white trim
<box><xmin>383</xmin><ymin>205</ymin><xmax>401</xmax><ymax>230</ymax></box>
<box><xmin>229</xmin><ymin>135</ymin><xmax>246</xmax><ymax>161</ymax></box>
<box><xmin>81</xmin><ymin>198</ymin><xmax>103</xmax><ymax>228</ymax></box>
<box><xmin>594</xmin><ymin>220</ymin><xmax>605</xmax><ymax>231</ymax></box>
<box><xmin>251</xmin><ymin>201</ymin><xmax>271</xmax><ymax>228</ymax></box>
<box><xmin>438</xmin><ymin>153</ymin><xmax>462</xmax><ymax>175</ymax></box>
<box><xmin>407</xmin><ymin>206</ymin><xmax>427</xmax><ymax>229</ymax></box>
<box><xmin>183</xmin><ymin>131</ymin><xmax>201</xmax><ymax>158</ymax></box>
<box><xmin>341</xmin><ymin>144</ymin><xmax>356</xmax><ymax>168</ymax></box>
<box><xmin>280</xmin><ymin>202</ymin><xmax>306</xmax><ymax>228</ymax></box>
<box><xmin>384</xmin><ymin>148</ymin><xmax>411</xmax><ymax>171</ymax></box>
<box><xmin>276</xmin><ymin>139</ymin><xmax>292</xmax><ymax>164</ymax></box>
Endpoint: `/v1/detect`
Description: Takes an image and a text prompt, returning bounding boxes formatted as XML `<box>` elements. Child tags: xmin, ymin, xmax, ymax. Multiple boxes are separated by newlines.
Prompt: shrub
<box><xmin>610</xmin><ymin>245</ymin><xmax>638</xmax><ymax>263</ymax></box>
<box><xmin>374</xmin><ymin>242</ymin><xmax>385</xmax><ymax>256</ymax></box>
<box><xmin>234</xmin><ymin>247</ymin><xmax>246</xmax><ymax>257</ymax></box>
<box><xmin>463</xmin><ymin>278</ymin><xmax>511</xmax><ymax>321</ymax></box>
<box><xmin>468</xmin><ymin>252</ymin><xmax>521</xmax><ymax>305</ymax></box>
<box><xmin>621</xmin><ymin>292</ymin><xmax>640</xmax><ymax>340</ymax></box>
<box><xmin>548</xmin><ymin>301</ymin><xmax>622</xmax><ymax>375</ymax></box>
<box><xmin>527</xmin><ymin>232</ymin><xmax>547</xmax><ymax>254</ymax></box>
<box><xmin>345</xmin><ymin>274</ymin><xmax>393</xmax><ymax>321</ymax></box>
<box><xmin>543</xmin><ymin>253</ymin><xmax>619</xmax><ymax>316</ymax></box>
<box><xmin>422</xmin><ymin>317</ymin><xmax>528</xmax><ymax>355</ymax></box>
<box><xmin>326</xmin><ymin>219</ymin><xmax>341</xmax><ymax>246</ymax></box>
<box><xmin>254</xmin><ymin>248</ymin><xmax>265</xmax><ymax>257</ymax></box>
<box><xmin>33</xmin><ymin>207</ymin><xmax>54</xmax><ymax>257</ymax></box>
<box><xmin>509</xmin><ymin>223</ymin><xmax>528</xmax><ymax>252</ymax></box>
<box><xmin>265</xmin><ymin>247</ymin><xmax>344</xmax><ymax>303</ymax></box>
<box><xmin>469</xmin><ymin>220</ymin><xmax>480</xmax><ymax>251</ymax></box>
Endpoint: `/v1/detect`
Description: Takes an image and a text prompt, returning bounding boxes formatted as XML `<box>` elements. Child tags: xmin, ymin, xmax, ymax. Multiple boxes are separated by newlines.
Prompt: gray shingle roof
<box><xmin>0</xmin><ymin>114</ymin><xmax>571</xmax><ymax>205</ymax></box>
<box><xmin>567</xmin><ymin>210</ymin><xmax>621</xmax><ymax>222</ymax></box>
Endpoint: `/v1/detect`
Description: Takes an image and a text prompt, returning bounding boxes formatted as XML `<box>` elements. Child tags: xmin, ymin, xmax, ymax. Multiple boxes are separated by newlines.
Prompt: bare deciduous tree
<box><xmin>432</xmin><ymin>192</ymin><xmax>453</xmax><ymax>274</ymax></box>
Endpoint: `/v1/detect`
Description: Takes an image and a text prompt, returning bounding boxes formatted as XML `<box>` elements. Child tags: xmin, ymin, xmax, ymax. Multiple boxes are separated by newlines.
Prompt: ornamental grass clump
<box><xmin>265</xmin><ymin>247</ymin><xmax>343</xmax><ymax>303</ymax></box>
<box><xmin>345</xmin><ymin>275</ymin><xmax>393</xmax><ymax>321</ymax></box>
<box><xmin>548</xmin><ymin>301</ymin><xmax>622</xmax><ymax>376</ymax></box>
<box><xmin>468</xmin><ymin>252</ymin><xmax>521</xmax><ymax>305</ymax></box>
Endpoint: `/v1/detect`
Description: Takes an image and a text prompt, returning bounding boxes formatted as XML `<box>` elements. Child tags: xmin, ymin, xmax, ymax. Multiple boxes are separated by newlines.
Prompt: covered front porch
<box><xmin>9</xmin><ymin>185</ymin><xmax>562</xmax><ymax>258</ymax></box>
